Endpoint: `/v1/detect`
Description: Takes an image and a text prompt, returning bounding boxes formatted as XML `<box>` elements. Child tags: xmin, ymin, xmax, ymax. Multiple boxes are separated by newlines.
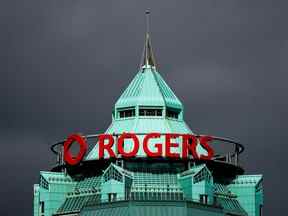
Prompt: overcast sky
<box><xmin>0</xmin><ymin>1</ymin><xmax>287</xmax><ymax>215</ymax></box>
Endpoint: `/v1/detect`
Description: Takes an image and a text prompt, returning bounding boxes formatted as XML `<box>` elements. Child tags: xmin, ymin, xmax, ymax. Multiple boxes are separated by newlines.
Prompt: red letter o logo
<box><xmin>63</xmin><ymin>134</ymin><xmax>88</xmax><ymax>166</ymax></box>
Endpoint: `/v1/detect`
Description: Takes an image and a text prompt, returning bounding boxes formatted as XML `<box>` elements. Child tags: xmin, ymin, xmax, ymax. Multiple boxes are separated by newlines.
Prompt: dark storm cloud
<box><xmin>0</xmin><ymin>0</ymin><xmax>287</xmax><ymax>215</ymax></box>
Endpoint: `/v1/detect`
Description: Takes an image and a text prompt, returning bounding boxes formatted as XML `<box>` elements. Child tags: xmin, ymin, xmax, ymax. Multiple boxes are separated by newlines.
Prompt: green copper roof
<box><xmin>56</xmin><ymin>194</ymin><xmax>100</xmax><ymax>215</ymax></box>
<box><xmin>115</xmin><ymin>66</ymin><xmax>183</xmax><ymax>110</ymax></box>
<box><xmin>85</xmin><ymin>19</ymin><xmax>207</xmax><ymax>160</ymax></box>
<box><xmin>103</xmin><ymin>163</ymin><xmax>133</xmax><ymax>178</ymax></box>
<box><xmin>132</xmin><ymin>172</ymin><xmax>179</xmax><ymax>186</ymax></box>
<box><xmin>229</xmin><ymin>175</ymin><xmax>263</xmax><ymax>186</ymax></box>
<box><xmin>86</xmin><ymin>67</ymin><xmax>193</xmax><ymax>160</ymax></box>
<box><xmin>115</xmin><ymin>21</ymin><xmax>182</xmax><ymax>110</ymax></box>
<box><xmin>178</xmin><ymin>164</ymin><xmax>208</xmax><ymax>178</ymax></box>
<box><xmin>40</xmin><ymin>171</ymin><xmax>73</xmax><ymax>183</ymax></box>
<box><xmin>76</xmin><ymin>176</ymin><xmax>102</xmax><ymax>192</ymax></box>
<box><xmin>217</xmin><ymin>197</ymin><xmax>247</xmax><ymax>215</ymax></box>
<box><xmin>214</xmin><ymin>184</ymin><xmax>233</xmax><ymax>196</ymax></box>
<box><xmin>86</xmin><ymin>116</ymin><xmax>193</xmax><ymax>160</ymax></box>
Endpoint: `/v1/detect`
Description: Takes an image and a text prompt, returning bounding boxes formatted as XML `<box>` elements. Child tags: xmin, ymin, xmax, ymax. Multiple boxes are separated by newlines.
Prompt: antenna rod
<box><xmin>139</xmin><ymin>9</ymin><xmax>156</xmax><ymax>69</ymax></box>
<box><xmin>145</xmin><ymin>10</ymin><xmax>150</xmax><ymax>66</ymax></box>
<box><xmin>146</xmin><ymin>9</ymin><xmax>150</xmax><ymax>35</ymax></box>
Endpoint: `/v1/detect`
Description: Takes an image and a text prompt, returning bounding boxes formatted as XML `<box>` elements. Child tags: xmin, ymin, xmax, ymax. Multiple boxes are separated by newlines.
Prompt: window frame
<box><xmin>166</xmin><ymin>108</ymin><xmax>180</xmax><ymax>120</ymax></box>
<box><xmin>139</xmin><ymin>106</ymin><xmax>163</xmax><ymax>117</ymax></box>
<box><xmin>117</xmin><ymin>107</ymin><xmax>136</xmax><ymax>119</ymax></box>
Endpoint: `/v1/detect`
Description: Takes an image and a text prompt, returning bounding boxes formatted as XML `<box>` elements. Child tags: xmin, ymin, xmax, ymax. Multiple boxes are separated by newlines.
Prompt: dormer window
<box><xmin>118</xmin><ymin>108</ymin><xmax>135</xmax><ymax>118</ymax></box>
<box><xmin>139</xmin><ymin>107</ymin><xmax>162</xmax><ymax>117</ymax></box>
<box><xmin>166</xmin><ymin>108</ymin><xmax>180</xmax><ymax>119</ymax></box>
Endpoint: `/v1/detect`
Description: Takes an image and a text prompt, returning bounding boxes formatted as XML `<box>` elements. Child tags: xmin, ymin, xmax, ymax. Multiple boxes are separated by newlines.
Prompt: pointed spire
<box><xmin>140</xmin><ymin>10</ymin><xmax>156</xmax><ymax>69</ymax></box>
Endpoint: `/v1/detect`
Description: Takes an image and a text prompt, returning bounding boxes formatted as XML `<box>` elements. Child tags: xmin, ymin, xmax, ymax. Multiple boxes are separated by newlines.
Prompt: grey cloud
<box><xmin>0</xmin><ymin>0</ymin><xmax>287</xmax><ymax>215</ymax></box>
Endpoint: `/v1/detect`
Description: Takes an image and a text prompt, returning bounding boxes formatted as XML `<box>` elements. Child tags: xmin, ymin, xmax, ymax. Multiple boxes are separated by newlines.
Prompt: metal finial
<box><xmin>145</xmin><ymin>9</ymin><xmax>150</xmax><ymax>35</ymax></box>
<box><xmin>139</xmin><ymin>10</ymin><xmax>156</xmax><ymax>70</ymax></box>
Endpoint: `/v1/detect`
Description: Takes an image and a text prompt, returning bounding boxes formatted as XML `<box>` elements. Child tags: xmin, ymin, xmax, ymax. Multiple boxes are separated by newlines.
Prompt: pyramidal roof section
<box><xmin>114</xmin><ymin>68</ymin><xmax>183</xmax><ymax>109</ymax></box>
<box><xmin>114</xmin><ymin>11</ymin><xmax>183</xmax><ymax>110</ymax></box>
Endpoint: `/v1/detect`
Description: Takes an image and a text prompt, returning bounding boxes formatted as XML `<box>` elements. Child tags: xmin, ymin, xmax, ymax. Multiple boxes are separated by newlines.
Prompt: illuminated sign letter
<box><xmin>182</xmin><ymin>134</ymin><xmax>199</xmax><ymax>159</ymax></box>
<box><xmin>98</xmin><ymin>134</ymin><xmax>116</xmax><ymax>159</ymax></box>
<box><xmin>118</xmin><ymin>133</ymin><xmax>139</xmax><ymax>157</ymax></box>
<box><xmin>63</xmin><ymin>134</ymin><xmax>88</xmax><ymax>166</ymax></box>
<box><xmin>165</xmin><ymin>133</ymin><xmax>180</xmax><ymax>158</ymax></box>
<box><xmin>198</xmin><ymin>136</ymin><xmax>214</xmax><ymax>160</ymax></box>
<box><xmin>143</xmin><ymin>133</ymin><xmax>163</xmax><ymax>157</ymax></box>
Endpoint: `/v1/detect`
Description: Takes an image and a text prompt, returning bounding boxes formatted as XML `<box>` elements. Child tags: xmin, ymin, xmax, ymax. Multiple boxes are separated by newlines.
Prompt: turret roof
<box><xmin>114</xmin><ymin>67</ymin><xmax>183</xmax><ymax>110</ymax></box>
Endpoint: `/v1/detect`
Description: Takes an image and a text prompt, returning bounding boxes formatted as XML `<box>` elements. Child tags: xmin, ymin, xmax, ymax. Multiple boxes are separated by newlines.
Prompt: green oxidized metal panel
<box><xmin>186</xmin><ymin>207</ymin><xmax>223</xmax><ymax>216</ymax></box>
<box><xmin>81</xmin><ymin>205</ymin><xmax>129</xmax><ymax>216</ymax></box>
<box><xmin>34</xmin><ymin>171</ymin><xmax>77</xmax><ymax>216</ymax></box>
<box><xmin>153</xmin><ymin>70</ymin><xmax>183</xmax><ymax>109</ymax></box>
<box><xmin>228</xmin><ymin>175</ymin><xmax>263</xmax><ymax>216</ymax></box>
<box><xmin>130</xmin><ymin>202</ymin><xmax>186</xmax><ymax>216</ymax></box>
<box><xmin>179</xmin><ymin>175</ymin><xmax>193</xmax><ymax>199</ymax></box>
<box><xmin>80</xmin><ymin>200</ymin><xmax>225</xmax><ymax>216</ymax></box>
<box><xmin>86</xmin><ymin>118</ymin><xmax>193</xmax><ymax>160</ymax></box>
<box><xmin>115</xmin><ymin>67</ymin><xmax>182</xmax><ymax>110</ymax></box>
<box><xmin>86</xmin><ymin>65</ymin><xmax>200</xmax><ymax>161</ymax></box>
<box><xmin>179</xmin><ymin>165</ymin><xmax>214</xmax><ymax>204</ymax></box>
<box><xmin>33</xmin><ymin>184</ymin><xmax>40</xmax><ymax>216</ymax></box>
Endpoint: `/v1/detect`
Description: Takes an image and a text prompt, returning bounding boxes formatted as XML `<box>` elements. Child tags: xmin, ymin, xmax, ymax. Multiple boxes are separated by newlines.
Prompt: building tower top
<box><xmin>86</xmin><ymin>11</ymin><xmax>192</xmax><ymax>160</ymax></box>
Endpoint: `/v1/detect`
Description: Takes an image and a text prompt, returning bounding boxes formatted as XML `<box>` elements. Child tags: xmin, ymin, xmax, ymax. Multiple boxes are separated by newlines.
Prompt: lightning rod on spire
<box><xmin>139</xmin><ymin>9</ymin><xmax>156</xmax><ymax>70</ymax></box>
<box><xmin>146</xmin><ymin>9</ymin><xmax>150</xmax><ymax>35</ymax></box>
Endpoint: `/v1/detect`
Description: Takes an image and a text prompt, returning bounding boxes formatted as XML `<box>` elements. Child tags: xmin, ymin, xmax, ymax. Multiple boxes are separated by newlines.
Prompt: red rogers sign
<box><xmin>64</xmin><ymin>133</ymin><xmax>214</xmax><ymax>166</ymax></box>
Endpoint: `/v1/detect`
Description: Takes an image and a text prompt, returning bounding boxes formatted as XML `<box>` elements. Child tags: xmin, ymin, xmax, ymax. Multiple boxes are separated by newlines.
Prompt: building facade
<box><xmin>33</xmin><ymin>19</ymin><xmax>263</xmax><ymax>216</ymax></box>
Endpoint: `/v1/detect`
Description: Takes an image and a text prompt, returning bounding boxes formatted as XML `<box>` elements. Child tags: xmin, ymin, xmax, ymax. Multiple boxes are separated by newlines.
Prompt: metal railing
<box><xmin>84</xmin><ymin>193</ymin><xmax>221</xmax><ymax>209</ymax></box>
